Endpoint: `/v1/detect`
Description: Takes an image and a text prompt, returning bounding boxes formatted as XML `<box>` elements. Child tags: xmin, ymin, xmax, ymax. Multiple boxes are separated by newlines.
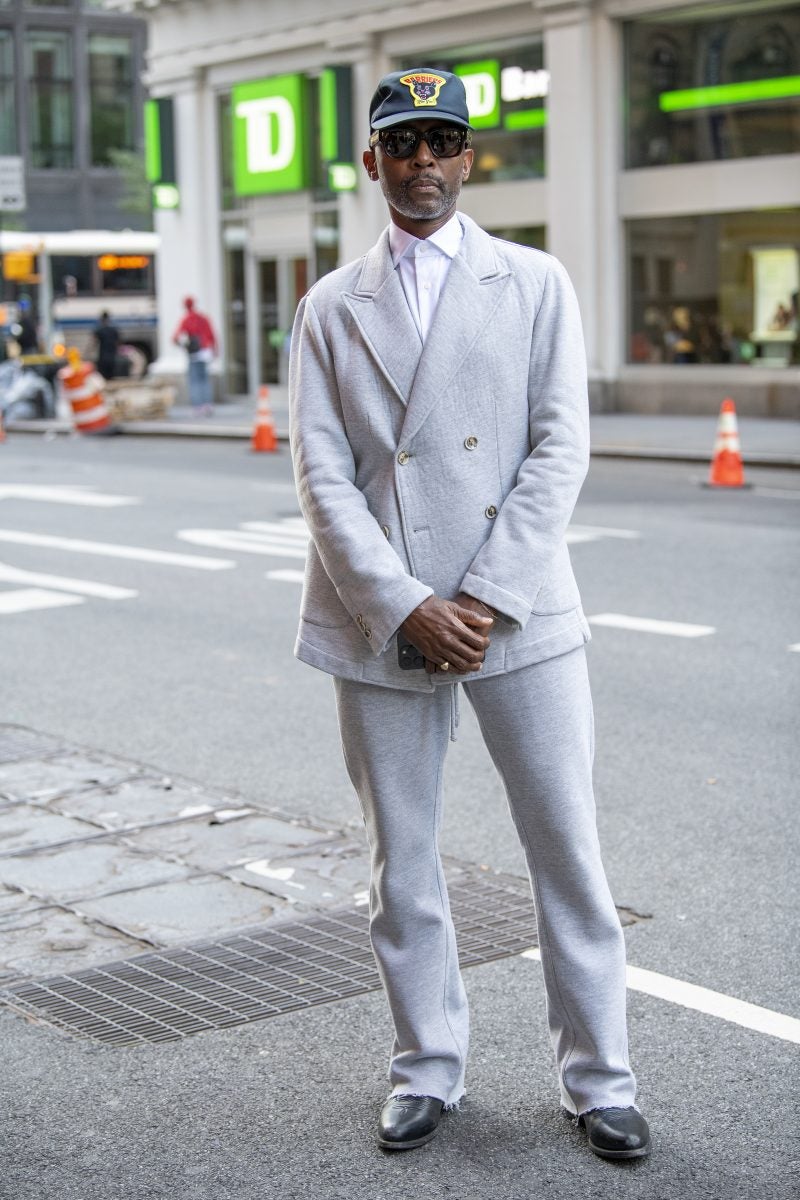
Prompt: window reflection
<box><xmin>627</xmin><ymin>211</ymin><xmax>800</xmax><ymax>368</ymax></box>
<box><xmin>625</xmin><ymin>6</ymin><xmax>800</xmax><ymax>168</ymax></box>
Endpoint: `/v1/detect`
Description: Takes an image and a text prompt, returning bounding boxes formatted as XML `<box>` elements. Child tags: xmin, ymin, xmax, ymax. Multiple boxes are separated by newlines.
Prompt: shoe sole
<box><xmin>377</xmin><ymin>1128</ymin><xmax>439</xmax><ymax>1151</ymax></box>
<box><xmin>587</xmin><ymin>1139</ymin><xmax>651</xmax><ymax>1161</ymax></box>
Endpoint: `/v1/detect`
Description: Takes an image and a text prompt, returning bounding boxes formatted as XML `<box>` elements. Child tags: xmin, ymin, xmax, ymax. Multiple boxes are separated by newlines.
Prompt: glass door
<box><xmin>258</xmin><ymin>255</ymin><xmax>308</xmax><ymax>385</ymax></box>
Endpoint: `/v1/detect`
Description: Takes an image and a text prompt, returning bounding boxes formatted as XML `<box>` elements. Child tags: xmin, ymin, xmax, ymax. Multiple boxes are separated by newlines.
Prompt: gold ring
<box><xmin>439</xmin><ymin>661</ymin><xmax>450</xmax><ymax>672</ymax></box>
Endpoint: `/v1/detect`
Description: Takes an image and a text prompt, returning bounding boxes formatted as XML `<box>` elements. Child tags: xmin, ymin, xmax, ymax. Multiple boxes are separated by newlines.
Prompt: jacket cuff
<box><xmin>460</xmin><ymin>572</ymin><xmax>530</xmax><ymax>630</ymax></box>
<box><xmin>343</xmin><ymin>577</ymin><xmax>434</xmax><ymax>657</ymax></box>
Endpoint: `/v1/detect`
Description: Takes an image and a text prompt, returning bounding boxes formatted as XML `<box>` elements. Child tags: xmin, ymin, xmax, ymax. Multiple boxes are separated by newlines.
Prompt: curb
<box><xmin>5</xmin><ymin>418</ymin><xmax>799</xmax><ymax>468</ymax></box>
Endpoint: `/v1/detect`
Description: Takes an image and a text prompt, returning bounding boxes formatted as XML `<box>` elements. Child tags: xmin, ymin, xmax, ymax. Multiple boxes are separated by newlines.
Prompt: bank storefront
<box><xmin>138</xmin><ymin>0</ymin><xmax>799</xmax><ymax>414</ymax></box>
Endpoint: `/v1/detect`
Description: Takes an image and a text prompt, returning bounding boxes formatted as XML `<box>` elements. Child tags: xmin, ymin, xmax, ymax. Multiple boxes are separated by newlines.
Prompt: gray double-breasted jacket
<box><xmin>288</xmin><ymin>212</ymin><xmax>591</xmax><ymax>692</ymax></box>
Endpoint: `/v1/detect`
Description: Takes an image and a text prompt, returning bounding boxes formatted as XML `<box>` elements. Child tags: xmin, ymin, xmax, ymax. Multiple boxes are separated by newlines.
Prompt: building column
<box><xmin>337</xmin><ymin>43</ymin><xmax>392</xmax><ymax>265</ymax></box>
<box><xmin>542</xmin><ymin>0</ymin><xmax>621</xmax><ymax>401</ymax></box>
<box><xmin>151</xmin><ymin>72</ymin><xmax>220</xmax><ymax>388</ymax></box>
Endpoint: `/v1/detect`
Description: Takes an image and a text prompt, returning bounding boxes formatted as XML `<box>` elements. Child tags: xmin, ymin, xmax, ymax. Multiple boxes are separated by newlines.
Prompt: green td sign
<box><xmin>232</xmin><ymin>74</ymin><xmax>307</xmax><ymax>195</ymax></box>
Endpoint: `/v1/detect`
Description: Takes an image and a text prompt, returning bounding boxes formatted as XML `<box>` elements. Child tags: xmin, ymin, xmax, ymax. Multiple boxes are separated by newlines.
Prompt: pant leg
<box><xmin>188</xmin><ymin>359</ymin><xmax>209</xmax><ymax>408</ymax></box>
<box><xmin>333</xmin><ymin>677</ymin><xmax>468</xmax><ymax>1106</ymax></box>
<box><xmin>464</xmin><ymin>647</ymin><xmax>636</xmax><ymax>1116</ymax></box>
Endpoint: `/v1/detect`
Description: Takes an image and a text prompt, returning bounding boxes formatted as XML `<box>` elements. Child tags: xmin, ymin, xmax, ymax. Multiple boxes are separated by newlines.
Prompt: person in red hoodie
<box><xmin>173</xmin><ymin>297</ymin><xmax>218</xmax><ymax>414</ymax></box>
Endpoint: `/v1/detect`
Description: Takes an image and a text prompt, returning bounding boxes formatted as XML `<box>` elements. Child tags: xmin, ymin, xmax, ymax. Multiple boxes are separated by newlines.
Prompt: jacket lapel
<box><xmin>342</xmin><ymin>230</ymin><xmax>422</xmax><ymax>406</ymax></box>
<box><xmin>399</xmin><ymin>215</ymin><xmax>512</xmax><ymax>446</ymax></box>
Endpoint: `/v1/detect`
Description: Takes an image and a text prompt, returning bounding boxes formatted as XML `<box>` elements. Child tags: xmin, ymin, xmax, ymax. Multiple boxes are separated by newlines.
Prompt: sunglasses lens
<box><xmin>381</xmin><ymin>128</ymin><xmax>418</xmax><ymax>158</ymax></box>
<box><xmin>429</xmin><ymin>128</ymin><xmax>465</xmax><ymax>157</ymax></box>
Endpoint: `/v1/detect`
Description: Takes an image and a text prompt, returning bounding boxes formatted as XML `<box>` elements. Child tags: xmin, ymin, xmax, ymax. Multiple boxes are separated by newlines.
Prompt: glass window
<box><xmin>51</xmin><ymin>254</ymin><xmax>94</xmax><ymax>297</ymax></box>
<box><xmin>401</xmin><ymin>44</ymin><xmax>547</xmax><ymax>183</ymax></box>
<box><xmin>217</xmin><ymin>91</ymin><xmax>236</xmax><ymax>211</ymax></box>
<box><xmin>625</xmin><ymin>5</ymin><xmax>800</xmax><ymax>168</ymax></box>
<box><xmin>0</xmin><ymin>29</ymin><xmax>15</xmax><ymax>154</ymax></box>
<box><xmin>223</xmin><ymin>246</ymin><xmax>247</xmax><ymax>395</ymax></box>
<box><xmin>486</xmin><ymin>225</ymin><xmax>546</xmax><ymax>251</ymax></box>
<box><xmin>89</xmin><ymin>34</ymin><xmax>134</xmax><ymax>165</ymax></box>
<box><xmin>26</xmin><ymin>29</ymin><xmax>73</xmax><ymax>168</ymax></box>
<box><xmin>627</xmin><ymin>210</ymin><xmax>800</xmax><ymax>367</ymax></box>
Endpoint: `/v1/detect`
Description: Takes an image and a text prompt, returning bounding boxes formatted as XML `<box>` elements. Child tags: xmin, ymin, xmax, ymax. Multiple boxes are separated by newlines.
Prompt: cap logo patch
<box><xmin>399</xmin><ymin>72</ymin><xmax>447</xmax><ymax>108</ymax></box>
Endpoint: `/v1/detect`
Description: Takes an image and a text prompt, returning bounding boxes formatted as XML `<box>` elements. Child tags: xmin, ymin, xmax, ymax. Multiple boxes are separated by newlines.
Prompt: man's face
<box><xmin>362</xmin><ymin>119</ymin><xmax>473</xmax><ymax>233</ymax></box>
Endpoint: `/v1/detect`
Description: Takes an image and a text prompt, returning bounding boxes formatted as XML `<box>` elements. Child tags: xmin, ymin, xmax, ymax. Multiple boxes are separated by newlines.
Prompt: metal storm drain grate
<box><xmin>0</xmin><ymin>869</ymin><xmax>557</xmax><ymax>1046</ymax></box>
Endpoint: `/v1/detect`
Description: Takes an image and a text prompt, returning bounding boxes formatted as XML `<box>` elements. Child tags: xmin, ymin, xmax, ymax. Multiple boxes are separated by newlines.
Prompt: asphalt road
<box><xmin>2</xmin><ymin>432</ymin><xmax>799</xmax><ymax>1200</ymax></box>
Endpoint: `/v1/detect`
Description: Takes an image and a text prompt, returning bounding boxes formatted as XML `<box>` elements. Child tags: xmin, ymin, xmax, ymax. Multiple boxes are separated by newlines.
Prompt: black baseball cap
<box><xmin>369</xmin><ymin>69</ymin><xmax>472</xmax><ymax>131</ymax></box>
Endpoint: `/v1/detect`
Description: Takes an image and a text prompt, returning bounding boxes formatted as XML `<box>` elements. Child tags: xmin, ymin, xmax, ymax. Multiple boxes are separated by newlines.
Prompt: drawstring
<box><xmin>449</xmin><ymin>682</ymin><xmax>460</xmax><ymax>743</ymax></box>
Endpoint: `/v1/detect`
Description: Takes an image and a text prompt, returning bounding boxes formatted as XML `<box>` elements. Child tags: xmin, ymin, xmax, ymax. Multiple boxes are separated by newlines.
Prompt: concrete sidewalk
<box><xmin>6</xmin><ymin>387</ymin><xmax>800</xmax><ymax>466</ymax></box>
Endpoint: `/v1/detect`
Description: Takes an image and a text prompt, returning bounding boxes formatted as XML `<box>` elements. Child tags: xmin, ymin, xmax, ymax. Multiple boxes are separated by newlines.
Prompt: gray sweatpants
<box><xmin>334</xmin><ymin>646</ymin><xmax>636</xmax><ymax>1115</ymax></box>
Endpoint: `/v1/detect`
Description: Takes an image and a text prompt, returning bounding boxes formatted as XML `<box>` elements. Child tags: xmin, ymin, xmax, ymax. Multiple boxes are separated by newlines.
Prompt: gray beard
<box><xmin>381</xmin><ymin>172</ymin><xmax>462</xmax><ymax>222</ymax></box>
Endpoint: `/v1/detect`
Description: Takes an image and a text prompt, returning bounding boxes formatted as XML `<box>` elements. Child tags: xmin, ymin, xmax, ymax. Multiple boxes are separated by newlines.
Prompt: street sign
<box><xmin>0</xmin><ymin>156</ymin><xmax>26</xmax><ymax>213</ymax></box>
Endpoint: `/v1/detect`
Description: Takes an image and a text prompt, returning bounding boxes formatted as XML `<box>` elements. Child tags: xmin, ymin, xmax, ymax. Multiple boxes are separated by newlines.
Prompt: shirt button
<box><xmin>485</xmin><ymin>505</ymin><xmax>498</xmax><ymax>519</ymax></box>
<box><xmin>464</xmin><ymin>436</ymin><xmax>478</xmax><ymax>450</ymax></box>
<box><xmin>422</xmin><ymin>282</ymin><xmax>431</xmax><ymax>290</ymax></box>
<box><xmin>397</xmin><ymin>450</ymin><xmax>411</xmax><ymax>465</ymax></box>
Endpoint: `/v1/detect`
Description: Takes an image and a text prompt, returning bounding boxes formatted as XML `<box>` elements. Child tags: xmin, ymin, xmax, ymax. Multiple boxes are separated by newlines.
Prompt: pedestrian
<box><xmin>289</xmin><ymin>69</ymin><xmax>650</xmax><ymax>1162</ymax></box>
<box><xmin>92</xmin><ymin>311</ymin><xmax>120</xmax><ymax>381</ymax></box>
<box><xmin>14</xmin><ymin>297</ymin><xmax>39</xmax><ymax>355</ymax></box>
<box><xmin>173</xmin><ymin>296</ymin><xmax>217</xmax><ymax>414</ymax></box>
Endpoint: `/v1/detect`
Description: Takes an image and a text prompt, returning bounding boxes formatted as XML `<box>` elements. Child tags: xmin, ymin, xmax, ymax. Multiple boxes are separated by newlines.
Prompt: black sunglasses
<box><xmin>369</xmin><ymin>125</ymin><xmax>473</xmax><ymax>160</ymax></box>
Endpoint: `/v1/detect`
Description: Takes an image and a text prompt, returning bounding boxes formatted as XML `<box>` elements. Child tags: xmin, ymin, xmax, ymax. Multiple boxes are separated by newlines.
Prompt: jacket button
<box><xmin>381</xmin><ymin>525</ymin><xmax>390</xmax><ymax>538</ymax></box>
<box><xmin>397</xmin><ymin>450</ymin><xmax>411</xmax><ymax>465</ymax></box>
<box><xmin>464</xmin><ymin>436</ymin><xmax>478</xmax><ymax>450</ymax></box>
<box><xmin>485</xmin><ymin>505</ymin><xmax>498</xmax><ymax>519</ymax></box>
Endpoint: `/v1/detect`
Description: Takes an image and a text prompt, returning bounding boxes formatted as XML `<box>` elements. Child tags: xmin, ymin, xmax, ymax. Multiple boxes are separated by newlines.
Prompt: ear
<box><xmin>362</xmin><ymin>149</ymin><xmax>379</xmax><ymax>181</ymax></box>
<box><xmin>461</xmin><ymin>148</ymin><xmax>474</xmax><ymax>182</ymax></box>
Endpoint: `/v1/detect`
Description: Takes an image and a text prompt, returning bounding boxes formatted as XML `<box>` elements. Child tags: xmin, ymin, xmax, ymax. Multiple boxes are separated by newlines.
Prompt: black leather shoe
<box><xmin>377</xmin><ymin>1094</ymin><xmax>444</xmax><ymax>1150</ymax></box>
<box><xmin>579</xmin><ymin>1107</ymin><xmax>651</xmax><ymax>1160</ymax></box>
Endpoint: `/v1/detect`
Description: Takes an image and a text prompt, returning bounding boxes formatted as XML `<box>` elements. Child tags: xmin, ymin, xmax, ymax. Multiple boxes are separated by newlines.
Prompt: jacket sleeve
<box><xmin>459</xmin><ymin>258</ymin><xmax>590</xmax><ymax>628</ymax></box>
<box><xmin>289</xmin><ymin>294</ymin><xmax>433</xmax><ymax>656</ymax></box>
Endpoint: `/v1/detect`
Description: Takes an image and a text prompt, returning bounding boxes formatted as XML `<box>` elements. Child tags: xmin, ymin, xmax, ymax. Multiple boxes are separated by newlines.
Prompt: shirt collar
<box><xmin>389</xmin><ymin>212</ymin><xmax>464</xmax><ymax>266</ymax></box>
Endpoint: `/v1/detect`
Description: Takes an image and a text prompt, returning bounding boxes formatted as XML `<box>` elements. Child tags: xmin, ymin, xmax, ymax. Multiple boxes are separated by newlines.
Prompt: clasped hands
<box><xmin>400</xmin><ymin>593</ymin><xmax>494</xmax><ymax>675</ymax></box>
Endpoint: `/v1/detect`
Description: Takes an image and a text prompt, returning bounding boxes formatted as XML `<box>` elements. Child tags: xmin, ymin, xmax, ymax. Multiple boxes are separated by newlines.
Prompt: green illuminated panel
<box><xmin>504</xmin><ymin>109</ymin><xmax>547</xmax><ymax>131</ymax></box>
<box><xmin>455</xmin><ymin>59</ymin><xmax>500</xmax><ymax>129</ymax></box>
<box><xmin>144</xmin><ymin>99</ymin><xmax>161</xmax><ymax>183</ymax></box>
<box><xmin>319</xmin><ymin>68</ymin><xmax>338</xmax><ymax>161</ymax></box>
<box><xmin>659</xmin><ymin>75</ymin><xmax>800</xmax><ymax>113</ymax></box>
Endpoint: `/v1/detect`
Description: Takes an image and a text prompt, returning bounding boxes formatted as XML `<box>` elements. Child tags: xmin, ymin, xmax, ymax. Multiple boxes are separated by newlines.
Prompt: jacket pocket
<box><xmin>299</xmin><ymin>551</ymin><xmax>352</xmax><ymax>629</ymax></box>
<box><xmin>530</xmin><ymin>543</ymin><xmax>582</xmax><ymax>616</ymax></box>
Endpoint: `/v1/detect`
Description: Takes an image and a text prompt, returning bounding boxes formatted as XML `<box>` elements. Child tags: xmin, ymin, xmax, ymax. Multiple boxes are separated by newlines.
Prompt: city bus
<box><xmin>0</xmin><ymin>229</ymin><xmax>159</xmax><ymax>374</ymax></box>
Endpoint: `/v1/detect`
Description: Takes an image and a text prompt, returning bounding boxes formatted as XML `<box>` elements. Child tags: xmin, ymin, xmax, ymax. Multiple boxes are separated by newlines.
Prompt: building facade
<box><xmin>121</xmin><ymin>0</ymin><xmax>799</xmax><ymax>414</ymax></box>
<box><xmin>0</xmin><ymin>0</ymin><xmax>149</xmax><ymax>231</ymax></box>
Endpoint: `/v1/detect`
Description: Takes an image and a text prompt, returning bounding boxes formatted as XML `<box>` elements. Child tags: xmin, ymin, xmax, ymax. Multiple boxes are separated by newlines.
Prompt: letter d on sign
<box><xmin>236</xmin><ymin>96</ymin><xmax>296</xmax><ymax>174</ymax></box>
<box><xmin>232</xmin><ymin>74</ymin><xmax>307</xmax><ymax>195</ymax></box>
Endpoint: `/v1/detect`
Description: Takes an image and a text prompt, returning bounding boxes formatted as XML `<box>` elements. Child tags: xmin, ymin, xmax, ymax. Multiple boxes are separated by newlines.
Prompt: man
<box><xmin>289</xmin><ymin>69</ymin><xmax>650</xmax><ymax>1161</ymax></box>
<box><xmin>92</xmin><ymin>311</ymin><xmax>120</xmax><ymax>381</ymax></box>
<box><xmin>172</xmin><ymin>297</ymin><xmax>217</xmax><ymax>414</ymax></box>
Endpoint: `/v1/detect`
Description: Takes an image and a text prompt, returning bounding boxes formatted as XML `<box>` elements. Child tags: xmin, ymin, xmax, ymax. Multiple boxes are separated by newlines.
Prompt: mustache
<box><xmin>401</xmin><ymin>173</ymin><xmax>444</xmax><ymax>191</ymax></box>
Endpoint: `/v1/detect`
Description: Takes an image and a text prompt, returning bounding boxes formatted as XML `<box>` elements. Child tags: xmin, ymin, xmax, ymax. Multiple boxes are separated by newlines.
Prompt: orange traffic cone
<box><xmin>706</xmin><ymin>398</ymin><xmax>748</xmax><ymax>488</ymax></box>
<box><xmin>251</xmin><ymin>385</ymin><xmax>277</xmax><ymax>452</ymax></box>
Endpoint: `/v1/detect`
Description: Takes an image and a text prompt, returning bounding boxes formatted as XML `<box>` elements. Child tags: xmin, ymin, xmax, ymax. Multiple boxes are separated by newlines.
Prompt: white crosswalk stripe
<box><xmin>0</xmin><ymin>529</ymin><xmax>234</xmax><ymax>570</ymax></box>
<box><xmin>0</xmin><ymin>484</ymin><xmax>140</xmax><ymax>507</ymax></box>
<box><xmin>0</xmin><ymin>561</ymin><xmax>137</xmax><ymax>600</ymax></box>
<box><xmin>588</xmin><ymin>613</ymin><xmax>715</xmax><ymax>638</ymax></box>
<box><xmin>0</xmin><ymin>588</ymin><xmax>85</xmax><ymax>614</ymax></box>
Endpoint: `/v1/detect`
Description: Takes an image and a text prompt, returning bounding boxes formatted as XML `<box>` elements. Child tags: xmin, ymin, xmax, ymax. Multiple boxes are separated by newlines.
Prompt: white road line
<box><xmin>788</xmin><ymin>644</ymin><xmax>800</xmax><ymax>653</ymax></box>
<box><xmin>266</xmin><ymin>569</ymin><xmax>305</xmax><ymax>583</ymax></box>
<box><xmin>568</xmin><ymin>524</ymin><xmax>640</xmax><ymax>542</ymax></box>
<box><xmin>178</xmin><ymin>525</ymin><xmax>309</xmax><ymax>558</ymax></box>
<box><xmin>0</xmin><ymin>484</ymin><xmax>140</xmax><ymax>507</ymax></box>
<box><xmin>752</xmin><ymin>487</ymin><xmax>800</xmax><ymax>500</ymax></box>
<box><xmin>521</xmin><ymin>949</ymin><xmax>800</xmax><ymax>1044</ymax></box>
<box><xmin>0</xmin><ymin>561</ymin><xmax>137</xmax><ymax>600</ymax></box>
<box><xmin>0</xmin><ymin>530</ymin><xmax>234</xmax><ymax>570</ymax></box>
<box><xmin>0</xmin><ymin>588</ymin><xmax>85</xmax><ymax>614</ymax></box>
<box><xmin>588</xmin><ymin>613</ymin><xmax>715</xmax><ymax>638</ymax></box>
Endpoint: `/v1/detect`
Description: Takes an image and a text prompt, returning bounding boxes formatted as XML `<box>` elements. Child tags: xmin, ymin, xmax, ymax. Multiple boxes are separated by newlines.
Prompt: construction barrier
<box><xmin>251</xmin><ymin>384</ymin><xmax>278</xmax><ymax>453</ymax></box>
<box><xmin>706</xmin><ymin>398</ymin><xmax>748</xmax><ymax>488</ymax></box>
<box><xmin>58</xmin><ymin>354</ymin><xmax>116</xmax><ymax>435</ymax></box>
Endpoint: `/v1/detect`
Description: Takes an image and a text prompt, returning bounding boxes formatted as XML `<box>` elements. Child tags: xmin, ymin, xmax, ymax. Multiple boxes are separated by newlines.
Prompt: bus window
<box><xmin>97</xmin><ymin>254</ymin><xmax>152</xmax><ymax>295</ymax></box>
<box><xmin>51</xmin><ymin>255</ymin><xmax>93</xmax><ymax>297</ymax></box>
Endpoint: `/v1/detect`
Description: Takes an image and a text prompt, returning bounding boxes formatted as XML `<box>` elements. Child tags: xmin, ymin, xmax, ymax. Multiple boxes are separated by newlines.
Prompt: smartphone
<box><xmin>397</xmin><ymin>635</ymin><xmax>425</xmax><ymax>670</ymax></box>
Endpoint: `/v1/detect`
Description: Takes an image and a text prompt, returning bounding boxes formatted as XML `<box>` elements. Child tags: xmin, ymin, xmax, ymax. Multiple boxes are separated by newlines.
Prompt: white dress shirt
<box><xmin>388</xmin><ymin>213</ymin><xmax>465</xmax><ymax>343</ymax></box>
